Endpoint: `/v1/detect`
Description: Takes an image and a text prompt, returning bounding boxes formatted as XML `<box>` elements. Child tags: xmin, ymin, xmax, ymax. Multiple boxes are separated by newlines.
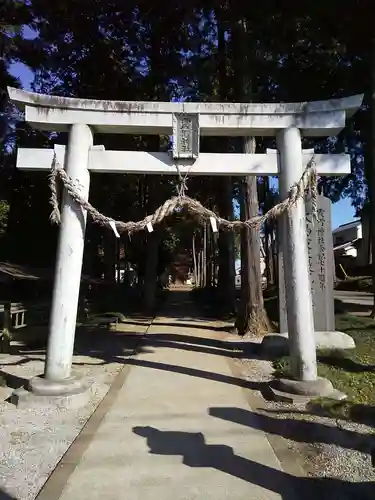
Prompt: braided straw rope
<box><xmin>49</xmin><ymin>154</ymin><xmax>318</xmax><ymax>233</ymax></box>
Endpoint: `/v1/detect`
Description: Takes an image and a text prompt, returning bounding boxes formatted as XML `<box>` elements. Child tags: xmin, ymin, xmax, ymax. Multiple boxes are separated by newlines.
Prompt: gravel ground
<box><xmin>233</xmin><ymin>344</ymin><xmax>375</xmax><ymax>498</ymax></box>
<box><xmin>0</xmin><ymin>322</ymin><xmax>148</xmax><ymax>500</ymax></box>
<box><xmin>0</xmin><ymin>380</ymin><xmax>109</xmax><ymax>500</ymax></box>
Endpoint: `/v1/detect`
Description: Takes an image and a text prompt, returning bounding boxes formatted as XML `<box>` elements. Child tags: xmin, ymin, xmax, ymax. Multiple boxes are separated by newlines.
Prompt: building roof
<box><xmin>332</xmin><ymin>219</ymin><xmax>361</xmax><ymax>234</ymax></box>
<box><xmin>0</xmin><ymin>261</ymin><xmax>103</xmax><ymax>284</ymax></box>
<box><xmin>333</xmin><ymin>239</ymin><xmax>359</xmax><ymax>252</ymax></box>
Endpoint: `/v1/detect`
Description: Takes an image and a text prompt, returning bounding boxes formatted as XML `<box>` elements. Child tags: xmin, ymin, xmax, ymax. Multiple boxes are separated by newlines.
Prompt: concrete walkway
<box><xmin>37</xmin><ymin>289</ymin><xmax>301</xmax><ymax>500</ymax></box>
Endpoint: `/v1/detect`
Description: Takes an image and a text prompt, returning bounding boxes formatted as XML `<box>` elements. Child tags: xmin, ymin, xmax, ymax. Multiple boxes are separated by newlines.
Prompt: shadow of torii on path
<box><xmin>133</xmin><ymin>426</ymin><xmax>373</xmax><ymax>500</ymax></box>
<box><xmin>209</xmin><ymin>406</ymin><xmax>375</xmax><ymax>454</ymax></box>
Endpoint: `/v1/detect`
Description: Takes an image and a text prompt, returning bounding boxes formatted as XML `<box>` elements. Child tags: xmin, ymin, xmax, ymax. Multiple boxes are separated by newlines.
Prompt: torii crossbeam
<box><xmin>17</xmin><ymin>146</ymin><xmax>350</xmax><ymax>176</ymax></box>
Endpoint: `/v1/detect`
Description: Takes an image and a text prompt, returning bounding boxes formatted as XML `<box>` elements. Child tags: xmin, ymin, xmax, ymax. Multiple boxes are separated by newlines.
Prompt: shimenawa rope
<box><xmin>49</xmin><ymin>154</ymin><xmax>318</xmax><ymax>234</ymax></box>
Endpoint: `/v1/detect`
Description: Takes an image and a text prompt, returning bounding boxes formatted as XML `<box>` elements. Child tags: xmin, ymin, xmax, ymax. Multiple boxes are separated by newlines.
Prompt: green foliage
<box><xmin>336</xmin><ymin>277</ymin><xmax>372</xmax><ymax>292</ymax></box>
<box><xmin>1</xmin><ymin>0</ymin><xmax>373</xmax><ymax>298</ymax></box>
<box><xmin>0</xmin><ymin>199</ymin><xmax>9</xmax><ymax>234</ymax></box>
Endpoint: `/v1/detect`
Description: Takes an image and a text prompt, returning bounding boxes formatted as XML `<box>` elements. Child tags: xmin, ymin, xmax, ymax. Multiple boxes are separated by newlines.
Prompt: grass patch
<box><xmin>335</xmin><ymin>276</ymin><xmax>372</xmax><ymax>292</ymax></box>
<box><xmin>273</xmin><ymin>313</ymin><xmax>375</xmax><ymax>424</ymax></box>
<box><xmin>306</xmin><ymin>398</ymin><xmax>375</xmax><ymax>426</ymax></box>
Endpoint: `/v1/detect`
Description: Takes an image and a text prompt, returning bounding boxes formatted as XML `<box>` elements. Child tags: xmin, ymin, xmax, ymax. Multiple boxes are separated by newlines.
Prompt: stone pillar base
<box><xmin>261</xmin><ymin>330</ymin><xmax>355</xmax><ymax>357</ymax></box>
<box><xmin>11</xmin><ymin>375</ymin><xmax>92</xmax><ymax>410</ymax></box>
<box><xmin>269</xmin><ymin>377</ymin><xmax>347</xmax><ymax>404</ymax></box>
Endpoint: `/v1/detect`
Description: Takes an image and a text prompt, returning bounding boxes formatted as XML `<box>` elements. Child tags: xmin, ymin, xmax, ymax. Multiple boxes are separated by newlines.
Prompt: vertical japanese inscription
<box><xmin>279</xmin><ymin>195</ymin><xmax>335</xmax><ymax>332</ymax></box>
<box><xmin>172</xmin><ymin>113</ymin><xmax>200</xmax><ymax>159</ymax></box>
<box><xmin>305</xmin><ymin>214</ymin><xmax>315</xmax><ymax>294</ymax></box>
<box><xmin>317</xmin><ymin>208</ymin><xmax>326</xmax><ymax>290</ymax></box>
<box><xmin>179</xmin><ymin>116</ymin><xmax>192</xmax><ymax>154</ymax></box>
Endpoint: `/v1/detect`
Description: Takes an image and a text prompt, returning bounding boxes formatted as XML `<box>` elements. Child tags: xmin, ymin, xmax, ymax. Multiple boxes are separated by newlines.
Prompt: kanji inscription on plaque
<box><xmin>172</xmin><ymin>113</ymin><xmax>200</xmax><ymax>159</ymax></box>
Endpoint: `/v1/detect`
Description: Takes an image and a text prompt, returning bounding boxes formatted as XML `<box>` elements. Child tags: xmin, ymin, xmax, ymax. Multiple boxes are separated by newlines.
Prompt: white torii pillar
<box><xmin>32</xmin><ymin>124</ymin><xmax>93</xmax><ymax>398</ymax></box>
<box><xmin>45</xmin><ymin>124</ymin><xmax>93</xmax><ymax>383</ymax></box>
<box><xmin>8</xmin><ymin>87</ymin><xmax>363</xmax><ymax>403</ymax></box>
<box><xmin>277</xmin><ymin>129</ymin><xmax>317</xmax><ymax>381</ymax></box>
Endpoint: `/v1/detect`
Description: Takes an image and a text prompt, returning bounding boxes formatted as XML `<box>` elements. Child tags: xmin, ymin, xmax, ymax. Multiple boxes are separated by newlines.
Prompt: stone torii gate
<box><xmin>8</xmin><ymin>87</ymin><xmax>363</xmax><ymax>405</ymax></box>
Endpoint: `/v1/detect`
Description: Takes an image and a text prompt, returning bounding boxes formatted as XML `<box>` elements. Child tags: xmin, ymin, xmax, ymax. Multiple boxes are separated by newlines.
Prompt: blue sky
<box><xmin>330</xmin><ymin>197</ymin><xmax>357</xmax><ymax>229</ymax></box>
<box><xmin>268</xmin><ymin>178</ymin><xmax>357</xmax><ymax>230</ymax></box>
<box><xmin>9</xmin><ymin>62</ymin><xmax>358</xmax><ymax>230</ymax></box>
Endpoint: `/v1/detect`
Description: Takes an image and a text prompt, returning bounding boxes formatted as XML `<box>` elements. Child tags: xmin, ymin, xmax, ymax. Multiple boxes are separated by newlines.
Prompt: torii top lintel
<box><xmin>8</xmin><ymin>87</ymin><xmax>363</xmax><ymax>138</ymax></box>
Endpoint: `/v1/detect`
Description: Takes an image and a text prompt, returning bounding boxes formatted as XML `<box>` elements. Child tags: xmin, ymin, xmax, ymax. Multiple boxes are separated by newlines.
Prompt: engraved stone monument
<box><xmin>279</xmin><ymin>195</ymin><xmax>335</xmax><ymax>332</ymax></box>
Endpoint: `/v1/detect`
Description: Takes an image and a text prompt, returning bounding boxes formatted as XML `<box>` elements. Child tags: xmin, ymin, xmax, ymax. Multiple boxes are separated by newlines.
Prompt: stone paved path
<box><xmin>37</xmin><ymin>288</ymin><xmax>302</xmax><ymax>500</ymax></box>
